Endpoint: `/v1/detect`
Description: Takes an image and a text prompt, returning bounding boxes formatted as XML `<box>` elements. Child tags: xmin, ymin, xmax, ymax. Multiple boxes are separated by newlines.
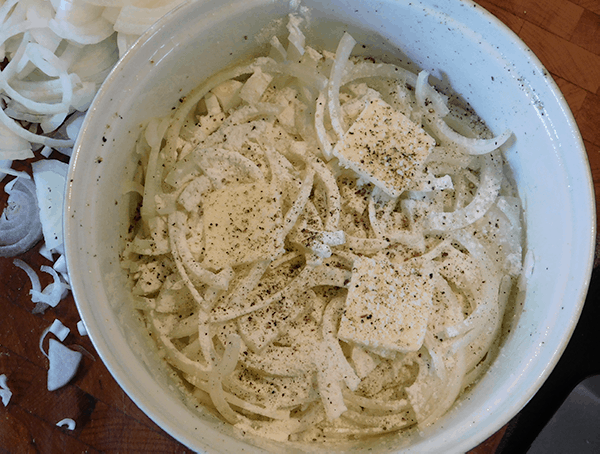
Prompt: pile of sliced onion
<box><xmin>0</xmin><ymin>0</ymin><xmax>187</xmax><ymax>262</ymax></box>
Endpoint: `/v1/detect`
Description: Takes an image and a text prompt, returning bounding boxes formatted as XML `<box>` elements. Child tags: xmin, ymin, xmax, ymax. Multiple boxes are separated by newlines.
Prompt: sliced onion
<box><xmin>49</xmin><ymin>16</ymin><xmax>114</xmax><ymax>45</ymax></box>
<box><xmin>0</xmin><ymin>123</ymin><xmax>34</xmax><ymax>161</ymax></box>
<box><xmin>0</xmin><ymin>374</ymin><xmax>11</xmax><ymax>406</ymax></box>
<box><xmin>415</xmin><ymin>70</ymin><xmax>449</xmax><ymax>117</ymax></box>
<box><xmin>0</xmin><ymin>107</ymin><xmax>74</xmax><ymax>147</ymax></box>
<box><xmin>0</xmin><ymin>177</ymin><xmax>43</xmax><ymax>257</ymax></box>
<box><xmin>432</xmin><ymin>117</ymin><xmax>512</xmax><ymax>155</ymax></box>
<box><xmin>113</xmin><ymin>2</ymin><xmax>183</xmax><ymax>36</ymax></box>
<box><xmin>327</xmin><ymin>32</ymin><xmax>356</xmax><ymax>140</ymax></box>
<box><xmin>208</xmin><ymin>333</ymin><xmax>242</xmax><ymax>425</ymax></box>
<box><xmin>13</xmin><ymin>258</ymin><xmax>42</xmax><ymax>293</ymax></box>
<box><xmin>314</xmin><ymin>90</ymin><xmax>333</xmax><ymax>159</ymax></box>
<box><xmin>30</xmin><ymin>265</ymin><xmax>69</xmax><ymax>307</ymax></box>
<box><xmin>14</xmin><ymin>257</ymin><xmax>51</xmax><ymax>313</ymax></box>
<box><xmin>56</xmin><ymin>418</ymin><xmax>76</xmax><ymax>430</ymax></box>
<box><xmin>32</xmin><ymin>159</ymin><xmax>69</xmax><ymax>253</ymax></box>
<box><xmin>424</xmin><ymin>152</ymin><xmax>503</xmax><ymax>232</ymax></box>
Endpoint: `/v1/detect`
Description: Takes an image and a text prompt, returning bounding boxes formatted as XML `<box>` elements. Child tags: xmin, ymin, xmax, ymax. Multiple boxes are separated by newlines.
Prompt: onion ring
<box><xmin>0</xmin><ymin>177</ymin><xmax>43</xmax><ymax>257</ymax></box>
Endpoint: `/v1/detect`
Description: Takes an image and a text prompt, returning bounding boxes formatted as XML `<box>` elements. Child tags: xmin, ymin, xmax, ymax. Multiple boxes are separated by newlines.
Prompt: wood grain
<box><xmin>1</xmin><ymin>0</ymin><xmax>598</xmax><ymax>452</ymax></box>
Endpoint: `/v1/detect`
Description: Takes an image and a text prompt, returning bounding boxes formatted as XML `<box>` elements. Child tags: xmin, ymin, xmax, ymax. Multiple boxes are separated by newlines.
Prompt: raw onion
<box><xmin>0</xmin><ymin>176</ymin><xmax>43</xmax><ymax>257</ymax></box>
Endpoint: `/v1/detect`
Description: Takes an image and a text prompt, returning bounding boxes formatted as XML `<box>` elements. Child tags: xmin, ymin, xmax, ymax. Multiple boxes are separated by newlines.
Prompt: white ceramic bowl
<box><xmin>65</xmin><ymin>0</ymin><xmax>596</xmax><ymax>452</ymax></box>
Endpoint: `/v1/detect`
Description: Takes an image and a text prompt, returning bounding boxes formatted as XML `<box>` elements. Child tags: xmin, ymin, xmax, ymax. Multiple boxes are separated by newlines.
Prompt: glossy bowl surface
<box><xmin>65</xmin><ymin>0</ymin><xmax>595</xmax><ymax>452</ymax></box>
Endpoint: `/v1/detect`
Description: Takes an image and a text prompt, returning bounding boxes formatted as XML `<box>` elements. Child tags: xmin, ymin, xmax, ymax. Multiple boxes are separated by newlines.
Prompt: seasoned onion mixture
<box><xmin>120</xmin><ymin>15</ymin><xmax>523</xmax><ymax>442</ymax></box>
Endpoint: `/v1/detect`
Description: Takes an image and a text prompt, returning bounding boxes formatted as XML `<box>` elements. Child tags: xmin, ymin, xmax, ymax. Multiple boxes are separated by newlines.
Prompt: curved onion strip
<box><xmin>1</xmin><ymin>31</ymin><xmax>32</xmax><ymax>82</ymax></box>
<box><xmin>419</xmin><ymin>349</ymin><xmax>466</xmax><ymax>428</ymax></box>
<box><xmin>13</xmin><ymin>258</ymin><xmax>42</xmax><ymax>293</ymax></box>
<box><xmin>184</xmin><ymin>373</ymin><xmax>290</xmax><ymax>421</ymax></box>
<box><xmin>327</xmin><ymin>32</ymin><xmax>356</xmax><ymax>140</ymax></box>
<box><xmin>415</xmin><ymin>70</ymin><xmax>449</xmax><ymax>117</ymax></box>
<box><xmin>314</xmin><ymin>90</ymin><xmax>333</xmax><ymax>159</ymax></box>
<box><xmin>308</xmin><ymin>155</ymin><xmax>341</xmax><ymax>231</ymax></box>
<box><xmin>0</xmin><ymin>107</ymin><xmax>74</xmax><ymax>147</ymax></box>
<box><xmin>367</xmin><ymin>194</ymin><xmax>384</xmax><ymax>239</ymax></box>
<box><xmin>425</xmin><ymin>151</ymin><xmax>503</xmax><ymax>232</ymax></box>
<box><xmin>208</xmin><ymin>333</ymin><xmax>242</xmax><ymax>425</ymax></box>
<box><xmin>162</xmin><ymin>62</ymin><xmax>262</xmax><ymax>164</ymax></box>
<box><xmin>210</xmin><ymin>265</ymin><xmax>313</xmax><ymax>323</ymax></box>
<box><xmin>344</xmin><ymin>234</ymin><xmax>389</xmax><ymax>254</ymax></box>
<box><xmin>139</xmin><ymin>119</ymin><xmax>169</xmax><ymax>220</ymax></box>
<box><xmin>210</xmin><ymin>260</ymin><xmax>270</xmax><ymax>323</ymax></box>
<box><xmin>432</xmin><ymin>117</ymin><xmax>512</xmax><ymax>155</ymax></box>
<box><xmin>341</xmin><ymin>60</ymin><xmax>418</xmax><ymax>88</ymax></box>
<box><xmin>281</xmin><ymin>167</ymin><xmax>315</xmax><ymax>236</ymax></box>
<box><xmin>264</xmin><ymin>61</ymin><xmax>327</xmax><ymax>92</ymax></box>
<box><xmin>169</xmin><ymin>211</ymin><xmax>231</xmax><ymax>290</ymax></box>
<box><xmin>314</xmin><ymin>341</ymin><xmax>348</xmax><ymax>420</ymax></box>
<box><xmin>165</xmin><ymin>214</ymin><xmax>217</xmax><ymax>354</ymax></box>
<box><xmin>445</xmin><ymin>234</ymin><xmax>505</xmax><ymax>373</ymax></box>
<box><xmin>0</xmin><ymin>80</ymin><xmax>68</xmax><ymax>114</ymax></box>
<box><xmin>56</xmin><ymin>418</ymin><xmax>76</xmax><ymax>430</ymax></box>
<box><xmin>444</xmin><ymin>231</ymin><xmax>501</xmax><ymax>342</ymax></box>
<box><xmin>149</xmin><ymin>312</ymin><xmax>211</xmax><ymax>379</ymax></box>
<box><xmin>113</xmin><ymin>2</ymin><xmax>184</xmax><ymax>36</ymax></box>
<box><xmin>0</xmin><ymin>18</ymin><xmax>49</xmax><ymax>50</ymax></box>
<box><xmin>38</xmin><ymin>318</ymin><xmax>70</xmax><ymax>359</ymax></box>
<box><xmin>48</xmin><ymin>16</ymin><xmax>114</xmax><ymax>45</ymax></box>
<box><xmin>67</xmin><ymin>35</ymin><xmax>119</xmax><ymax>82</ymax></box>
<box><xmin>322</xmin><ymin>297</ymin><xmax>360</xmax><ymax>390</ymax></box>
<box><xmin>342</xmin><ymin>409</ymin><xmax>414</xmax><ymax>431</ymax></box>
<box><xmin>29</xmin><ymin>265</ymin><xmax>67</xmax><ymax>307</ymax></box>
<box><xmin>22</xmin><ymin>42</ymin><xmax>66</xmax><ymax>78</ymax></box>
<box><xmin>461</xmin><ymin>277</ymin><xmax>511</xmax><ymax>387</ymax></box>
<box><xmin>342</xmin><ymin>389</ymin><xmax>409</xmax><ymax>412</ymax></box>
<box><xmin>0</xmin><ymin>123</ymin><xmax>34</xmax><ymax>160</ymax></box>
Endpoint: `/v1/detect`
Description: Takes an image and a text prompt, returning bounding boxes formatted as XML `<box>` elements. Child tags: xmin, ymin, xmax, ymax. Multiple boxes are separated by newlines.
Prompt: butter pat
<box><xmin>203</xmin><ymin>182</ymin><xmax>284</xmax><ymax>269</ymax></box>
<box><xmin>333</xmin><ymin>99</ymin><xmax>435</xmax><ymax>197</ymax></box>
<box><xmin>338</xmin><ymin>256</ymin><xmax>433</xmax><ymax>354</ymax></box>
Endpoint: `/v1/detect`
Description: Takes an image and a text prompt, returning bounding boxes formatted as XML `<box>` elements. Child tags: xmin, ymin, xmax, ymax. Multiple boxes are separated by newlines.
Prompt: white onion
<box><xmin>32</xmin><ymin>159</ymin><xmax>69</xmax><ymax>253</ymax></box>
<box><xmin>327</xmin><ymin>32</ymin><xmax>356</xmax><ymax>140</ymax></box>
<box><xmin>0</xmin><ymin>374</ymin><xmax>12</xmax><ymax>406</ymax></box>
<box><xmin>0</xmin><ymin>177</ymin><xmax>43</xmax><ymax>257</ymax></box>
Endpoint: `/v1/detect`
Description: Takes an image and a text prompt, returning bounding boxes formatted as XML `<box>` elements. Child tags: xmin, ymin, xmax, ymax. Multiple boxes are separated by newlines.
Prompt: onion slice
<box><xmin>432</xmin><ymin>117</ymin><xmax>512</xmax><ymax>155</ymax></box>
<box><xmin>56</xmin><ymin>418</ymin><xmax>76</xmax><ymax>430</ymax></box>
<box><xmin>327</xmin><ymin>32</ymin><xmax>356</xmax><ymax>140</ymax></box>
<box><xmin>47</xmin><ymin>338</ymin><xmax>82</xmax><ymax>391</ymax></box>
<box><xmin>0</xmin><ymin>374</ymin><xmax>11</xmax><ymax>406</ymax></box>
<box><xmin>32</xmin><ymin>159</ymin><xmax>69</xmax><ymax>253</ymax></box>
<box><xmin>0</xmin><ymin>177</ymin><xmax>43</xmax><ymax>257</ymax></box>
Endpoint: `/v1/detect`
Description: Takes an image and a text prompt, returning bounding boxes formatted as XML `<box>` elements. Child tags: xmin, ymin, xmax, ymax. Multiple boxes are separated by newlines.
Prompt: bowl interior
<box><xmin>65</xmin><ymin>0</ymin><xmax>595</xmax><ymax>452</ymax></box>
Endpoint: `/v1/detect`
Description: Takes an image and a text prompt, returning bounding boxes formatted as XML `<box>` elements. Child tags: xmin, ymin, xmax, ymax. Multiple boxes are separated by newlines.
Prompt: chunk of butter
<box><xmin>338</xmin><ymin>256</ymin><xmax>433</xmax><ymax>354</ymax></box>
<box><xmin>203</xmin><ymin>182</ymin><xmax>284</xmax><ymax>269</ymax></box>
<box><xmin>333</xmin><ymin>99</ymin><xmax>435</xmax><ymax>197</ymax></box>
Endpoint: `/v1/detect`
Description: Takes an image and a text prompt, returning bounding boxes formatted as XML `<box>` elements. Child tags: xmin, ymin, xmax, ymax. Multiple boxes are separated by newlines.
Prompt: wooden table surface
<box><xmin>1</xmin><ymin>0</ymin><xmax>599</xmax><ymax>452</ymax></box>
